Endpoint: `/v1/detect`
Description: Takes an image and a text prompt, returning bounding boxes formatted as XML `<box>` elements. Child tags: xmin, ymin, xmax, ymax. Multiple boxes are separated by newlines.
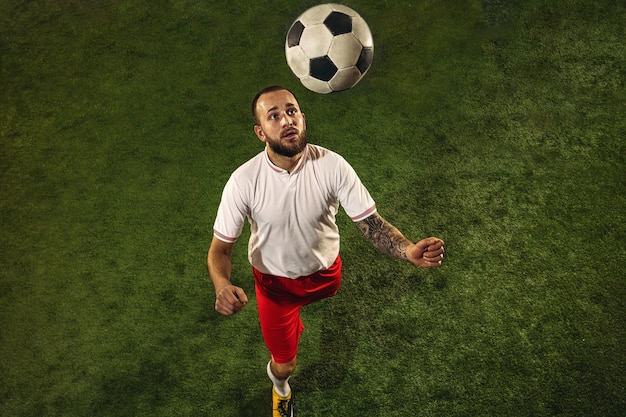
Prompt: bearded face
<box><xmin>254</xmin><ymin>89</ymin><xmax>308</xmax><ymax>159</ymax></box>
<box><xmin>265</xmin><ymin>127</ymin><xmax>308</xmax><ymax>157</ymax></box>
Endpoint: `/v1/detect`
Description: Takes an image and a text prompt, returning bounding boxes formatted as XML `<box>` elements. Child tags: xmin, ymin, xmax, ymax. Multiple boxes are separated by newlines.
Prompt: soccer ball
<box><xmin>285</xmin><ymin>3</ymin><xmax>374</xmax><ymax>94</ymax></box>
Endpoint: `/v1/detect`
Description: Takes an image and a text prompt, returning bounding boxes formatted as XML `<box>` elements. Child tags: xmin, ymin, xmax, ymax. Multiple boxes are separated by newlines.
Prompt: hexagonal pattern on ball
<box><xmin>299</xmin><ymin>24</ymin><xmax>334</xmax><ymax>58</ymax></box>
<box><xmin>300</xmin><ymin>76</ymin><xmax>334</xmax><ymax>94</ymax></box>
<box><xmin>285</xmin><ymin>3</ymin><xmax>374</xmax><ymax>93</ymax></box>
<box><xmin>329</xmin><ymin>67</ymin><xmax>362</xmax><ymax>92</ymax></box>
<box><xmin>328</xmin><ymin>34</ymin><xmax>362</xmax><ymax>68</ymax></box>
<box><xmin>285</xmin><ymin>45</ymin><xmax>310</xmax><ymax>79</ymax></box>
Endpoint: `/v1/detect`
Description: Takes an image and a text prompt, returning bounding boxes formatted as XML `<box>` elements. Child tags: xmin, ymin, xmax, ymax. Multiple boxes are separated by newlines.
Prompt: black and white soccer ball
<box><xmin>285</xmin><ymin>4</ymin><xmax>374</xmax><ymax>94</ymax></box>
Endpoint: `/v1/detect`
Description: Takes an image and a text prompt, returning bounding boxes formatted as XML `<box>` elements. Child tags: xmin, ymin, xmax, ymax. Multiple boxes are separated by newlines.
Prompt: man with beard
<box><xmin>208</xmin><ymin>85</ymin><xmax>444</xmax><ymax>417</ymax></box>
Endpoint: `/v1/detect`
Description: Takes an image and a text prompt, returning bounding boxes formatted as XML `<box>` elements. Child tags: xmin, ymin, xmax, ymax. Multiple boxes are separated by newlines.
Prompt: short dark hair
<box><xmin>251</xmin><ymin>85</ymin><xmax>296</xmax><ymax>124</ymax></box>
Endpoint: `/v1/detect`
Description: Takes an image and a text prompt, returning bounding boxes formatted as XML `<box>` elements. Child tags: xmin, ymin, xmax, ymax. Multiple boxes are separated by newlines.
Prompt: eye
<box><xmin>287</xmin><ymin>109</ymin><xmax>297</xmax><ymax>115</ymax></box>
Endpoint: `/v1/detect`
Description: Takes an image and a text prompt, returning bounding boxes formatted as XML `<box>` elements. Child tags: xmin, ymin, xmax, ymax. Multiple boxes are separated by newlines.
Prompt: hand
<box><xmin>215</xmin><ymin>284</ymin><xmax>249</xmax><ymax>316</ymax></box>
<box><xmin>407</xmin><ymin>237</ymin><xmax>444</xmax><ymax>268</ymax></box>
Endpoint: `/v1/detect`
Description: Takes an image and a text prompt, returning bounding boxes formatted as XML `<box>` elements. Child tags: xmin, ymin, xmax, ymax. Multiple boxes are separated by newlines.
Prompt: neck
<box><xmin>266</xmin><ymin>146</ymin><xmax>303</xmax><ymax>172</ymax></box>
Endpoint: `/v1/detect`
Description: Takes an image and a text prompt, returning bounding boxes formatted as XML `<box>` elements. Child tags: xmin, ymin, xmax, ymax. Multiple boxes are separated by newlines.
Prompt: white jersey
<box><xmin>213</xmin><ymin>144</ymin><xmax>376</xmax><ymax>278</ymax></box>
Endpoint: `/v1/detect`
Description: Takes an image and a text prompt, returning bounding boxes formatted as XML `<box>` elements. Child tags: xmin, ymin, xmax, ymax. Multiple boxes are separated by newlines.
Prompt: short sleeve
<box><xmin>334</xmin><ymin>156</ymin><xmax>377</xmax><ymax>222</ymax></box>
<box><xmin>213</xmin><ymin>175</ymin><xmax>248</xmax><ymax>243</ymax></box>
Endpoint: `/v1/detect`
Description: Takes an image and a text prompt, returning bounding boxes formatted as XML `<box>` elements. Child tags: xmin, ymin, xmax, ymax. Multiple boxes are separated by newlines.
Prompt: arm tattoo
<box><xmin>356</xmin><ymin>213</ymin><xmax>410</xmax><ymax>260</ymax></box>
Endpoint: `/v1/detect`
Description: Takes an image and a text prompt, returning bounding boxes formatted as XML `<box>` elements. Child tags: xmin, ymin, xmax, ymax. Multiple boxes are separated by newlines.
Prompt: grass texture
<box><xmin>1</xmin><ymin>0</ymin><xmax>624</xmax><ymax>416</ymax></box>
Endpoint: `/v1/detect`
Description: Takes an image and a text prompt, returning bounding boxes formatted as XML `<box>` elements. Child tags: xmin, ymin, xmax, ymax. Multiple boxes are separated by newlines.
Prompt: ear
<box><xmin>254</xmin><ymin>124</ymin><xmax>266</xmax><ymax>142</ymax></box>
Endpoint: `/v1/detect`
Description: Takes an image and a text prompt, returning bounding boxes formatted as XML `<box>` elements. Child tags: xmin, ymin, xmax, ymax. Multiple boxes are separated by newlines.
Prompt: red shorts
<box><xmin>253</xmin><ymin>255</ymin><xmax>342</xmax><ymax>364</ymax></box>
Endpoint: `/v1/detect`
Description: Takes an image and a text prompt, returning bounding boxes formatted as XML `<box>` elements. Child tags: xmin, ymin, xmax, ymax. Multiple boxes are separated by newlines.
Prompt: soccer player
<box><xmin>208</xmin><ymin>85</ymin><xmax>444</xmax><ymax>417</ymax></box>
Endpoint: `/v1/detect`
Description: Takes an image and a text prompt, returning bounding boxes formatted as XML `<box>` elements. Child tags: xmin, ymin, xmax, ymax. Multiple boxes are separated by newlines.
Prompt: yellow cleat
<box><xmin>272</xmin><ymin>386</ymin><xmax>293</xmax><ymax>417</ymax></box>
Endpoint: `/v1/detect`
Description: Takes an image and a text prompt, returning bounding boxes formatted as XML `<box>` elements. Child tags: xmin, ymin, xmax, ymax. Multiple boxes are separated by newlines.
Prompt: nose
<box><xmin>281</xmin><ymin>113</ymin><xmax>294</xmax><ymax>127</ymax></box>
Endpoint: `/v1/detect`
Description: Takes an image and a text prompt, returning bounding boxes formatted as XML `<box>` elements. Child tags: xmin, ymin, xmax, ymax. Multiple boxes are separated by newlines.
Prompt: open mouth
<box><xmin>281</xmin><ymin>129</ymin><xmax>298</xmax><ymax>140</ymax></box>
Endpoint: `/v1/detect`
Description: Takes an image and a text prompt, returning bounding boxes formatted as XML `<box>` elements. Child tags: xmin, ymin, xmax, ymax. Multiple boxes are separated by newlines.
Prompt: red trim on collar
<box><xmin>263</xmin><ymin>145</ymin><xmax>309</xmax><ymax>174</ymax></box>
<box><xmin>263</xmin><ymin>150</ymin><xmax>283</xmax><ymax>172</ymax></box>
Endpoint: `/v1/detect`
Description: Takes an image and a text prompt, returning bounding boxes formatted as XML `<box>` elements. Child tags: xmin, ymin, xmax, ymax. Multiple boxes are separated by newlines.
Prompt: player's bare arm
<box><xmin>208</xmin><ymin>237</ymin><xmax>249</xmax><ymax>315</ymax></box>
<box><xmin>356</xmin><ymin>212</ymin><xmax>444</xmax><ymax>268</ymax></box>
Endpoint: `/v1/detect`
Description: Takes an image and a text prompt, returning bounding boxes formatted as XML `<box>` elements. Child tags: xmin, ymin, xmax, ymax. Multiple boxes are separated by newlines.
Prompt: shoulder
<box><xmin>307</xmin><ymin>144</ymin><xmax>357</xmax><ymax>175</ymax></box>
<box><xmin>219</xmin><ymin>152</ymin><xmax>266</xmax><ymax>198</ymax></box>
<box><xmin>306</xmin><ymin>144</ymin><xmax>349</xmax><ymax>166</ymax></box>
<box><xmin>229</xmin><ymin>151</ymin><xmax>265</xmax><ymax>180</ymax></box>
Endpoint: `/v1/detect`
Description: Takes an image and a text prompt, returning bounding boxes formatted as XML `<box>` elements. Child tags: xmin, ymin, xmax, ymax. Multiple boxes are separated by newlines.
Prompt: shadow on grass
<box><xmin>238</xmin><ymin>386</ymin><xmax>268</xmax><ymax>417</ymax></box>
<box><xmin>90</xmin><ymin>358</ymin><xmax>176</xmax><ymax>417</ymax></box>
<box><xmin>295</xmin><ymin>300</ymin><xmax>358</xmax><ymax>391</ymax></box>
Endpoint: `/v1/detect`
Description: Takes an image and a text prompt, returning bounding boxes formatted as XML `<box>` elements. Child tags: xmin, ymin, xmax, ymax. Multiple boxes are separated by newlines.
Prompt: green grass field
<box><xmin>1</xmin><ymin>0</ymin><xmax>624</xmax><ymax>416</ymax></box>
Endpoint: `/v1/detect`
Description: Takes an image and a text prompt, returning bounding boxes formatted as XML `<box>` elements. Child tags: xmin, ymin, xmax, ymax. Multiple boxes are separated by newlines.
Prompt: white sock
<box><xmin>267</xmin><ymin>361</ymin><xmax>291</xmax><ymax>397</ymax></box>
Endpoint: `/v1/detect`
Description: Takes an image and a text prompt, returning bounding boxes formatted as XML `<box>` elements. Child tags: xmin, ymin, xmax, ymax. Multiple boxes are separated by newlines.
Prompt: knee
<box><xmin>272</xmin><ymin>358</ymin><xmax>297</xmax><ymax>379</ymax></box>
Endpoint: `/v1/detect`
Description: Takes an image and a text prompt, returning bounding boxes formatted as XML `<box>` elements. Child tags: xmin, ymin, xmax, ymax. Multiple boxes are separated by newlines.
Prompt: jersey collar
<box><xmin>263</xmin><ymin>144</ymin><xmax>309</xmax><ymax>174</ymax></box>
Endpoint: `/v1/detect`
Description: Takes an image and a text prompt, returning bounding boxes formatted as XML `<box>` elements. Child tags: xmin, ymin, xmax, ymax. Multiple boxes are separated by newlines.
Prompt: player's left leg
<box><xmin>254</xmin><ymin>278</ymin><xmax>300</xmax><ymax>417</ymax></box>
<box><xmin>268</xmin><ymin>359</ymin><xmax>295</xmax><ymax>417</ymax></box>
<box><xmin>269</xmin><ymin>357</ymin><xmax>297</xmax><ymax>385</ymax></box>
<box><xmin>253</xmin><ymin>255</ymin><xmax>342</xmax><ymax>416</ymax></box>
